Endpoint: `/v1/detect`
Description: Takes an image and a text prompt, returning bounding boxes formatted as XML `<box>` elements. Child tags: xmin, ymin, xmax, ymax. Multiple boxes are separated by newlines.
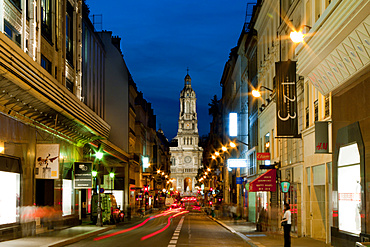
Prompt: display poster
<box><xmin>35</xmin><ymin>144</ymin><xmax>60</xmax><ymax>179</ymax></box>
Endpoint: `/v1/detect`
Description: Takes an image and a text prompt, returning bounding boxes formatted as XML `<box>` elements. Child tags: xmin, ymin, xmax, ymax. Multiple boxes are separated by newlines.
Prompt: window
<box><xmin>66</xmin><ymin>79</ymin><xmax>74</xmax><ymax>93</ymax></box>
<box><xmin>314</xmin><ymin>100</ymin><xmax>319</xmax><ymax>121</ymax></box>
<box><xmin>264</xmin><ymin>133</ymin><xmax>270</xmax><ymax>153</ymax></box>
<box><xmin>66</xmin><ymin>2</ymin><xmax>74</xmax><ymax>64</ymax></box>
<box><xmin>337</xmin><ymin>143</ymin><xmax>361</xmax><ymax>234</ymax></box>
<box><xmin>62</xmin><ymin>179</ymin><xmax>73</xmax><ymax>216</ymax></box>
<box><xmin>248</xmin><ymin>152</ymin><xmax>256</xmax><ymax>176</ymax></box>
<box><xmin>0</xmin><ymin>171</ymin><xmax>20</xmax><ymax>224</ymax></box>
<box><xmin>324</xmin><ymin>95</ymin><xmax>330</xmax><ymax>118</ymax></box>
<box><xmin>41</xmin><ymin>55</ymin><xmax>52</xmax><ymax>73</ymax></box>
<box><xmin>305</xmin><ymin>107</ymin><xmax>309</xmax><ymax>128</ymax></box>
<box><xmin>4</xmin><ymin>21</ymin><xmax>21</xmax><ymax>46</ymax></box>
<box><xmin>10</xmin><ymin>0</ymin><xmax>21</xmax><ymax>10</ymax></box>
<box><xmin>41</xmin><ymin>0</ymin><xmax>52</xmax><ymax>41</ymax></box>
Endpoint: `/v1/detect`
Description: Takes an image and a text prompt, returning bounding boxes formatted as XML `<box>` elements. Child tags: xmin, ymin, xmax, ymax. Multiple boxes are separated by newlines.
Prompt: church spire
<box><xmin>184</xmin><ymin>67</ymin><xmax>191</xmax><ymax>86</ymax></box>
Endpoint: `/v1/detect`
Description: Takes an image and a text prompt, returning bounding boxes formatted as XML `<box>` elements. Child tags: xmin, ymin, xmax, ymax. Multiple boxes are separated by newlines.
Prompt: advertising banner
<box><xmin>315</xmin><ymin>121</ymin><xmax>329</xmax><ymax>153</ymax></box>
<box><xmin>275</xmin><ymin>60</ymin><xmax>298</xmax><ymax>137</ymax></box>
<box><xmin>35</xmin><ymin>144</ymin><xmax>59</xmax><ymax>179</ymax></box>
<box><xmin>74</xmin><ymin>162</ymin><xmax>93</xmax><ymax>189</ymax></box>
<box><xmin>249</xmin><ymin>169</ymin><xmax>276</xmax><ymax>192</ymax></box>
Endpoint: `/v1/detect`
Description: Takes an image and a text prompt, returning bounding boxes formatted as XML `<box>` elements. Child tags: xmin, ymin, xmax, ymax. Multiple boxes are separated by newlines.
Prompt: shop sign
<box><xmin>74</xmin><ymin>162</ymin><xmax>93</xmax><ymax>189</ymax></box>
<box><xmin>280</xmin><ymin>181</ymin><xmax>291</xmax><ymax>193</ymax></box>
<box><xmin>236</xmin><ymin>177</ymin><xmax>243</xmax><ymax>184</ymax></box>
<box><xmin>275</xmin><ymin>60</ymin><xmax>298</xmax><ymax>137</ymax></box>
<box><xmin>227</xmin><ymin>159</ymin><xmax>247</xmax><ymax>168</ymax></box>
<box><xmin>35</xmin><ymin>144</ymin><xmax>60</xmax><ymax>179</ymax></box>
<box><xmin>249</xmin><ymin>169</ymin><xmax>276</xmax><ymax>192</ymax></box>
<box><xmin>257</xmin><ymin>152</ymin><xmax>270</xmax><ymax>160</ymax></box>
<box><xmin>315</xmin><ymin>121</ymin><xmax>329</xmax><ymax>153</ymax></box>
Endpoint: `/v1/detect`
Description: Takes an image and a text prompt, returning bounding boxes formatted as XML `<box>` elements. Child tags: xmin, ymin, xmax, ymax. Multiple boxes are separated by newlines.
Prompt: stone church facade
<box><xmin>170</xmin><ymin>73</ymin><xmax>203</xmax><ymax>196</ymax></box>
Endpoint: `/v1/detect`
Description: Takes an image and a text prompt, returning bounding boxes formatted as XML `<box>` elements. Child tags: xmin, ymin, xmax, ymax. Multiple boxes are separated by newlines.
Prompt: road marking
<box><xmin>168</xmin><ymin>216</ymin><xmax>185</xmax><ymax>247</ymax></box>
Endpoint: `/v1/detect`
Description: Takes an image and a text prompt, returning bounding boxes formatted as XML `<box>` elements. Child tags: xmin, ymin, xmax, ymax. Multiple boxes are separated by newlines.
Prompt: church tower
<box><xmin>170</xmin><ymin>72</ymin><xmax>203</xmax><ymax>196</ymax></box>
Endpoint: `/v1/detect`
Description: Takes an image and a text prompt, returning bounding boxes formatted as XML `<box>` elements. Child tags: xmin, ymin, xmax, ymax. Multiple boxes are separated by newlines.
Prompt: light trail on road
<box><xmin>140</xmin><ymin>210</ymin><xmax>189</xmax><ymax>241</ymax></box>
<box><xmin>93</xmin><ymin>209</ymin><xmax>185</xmax><ymax>241</ymax></box>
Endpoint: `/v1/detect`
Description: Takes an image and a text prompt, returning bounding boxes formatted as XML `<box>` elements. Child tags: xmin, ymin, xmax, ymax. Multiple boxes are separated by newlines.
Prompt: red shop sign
<box><xmin>257</xmin><ymin>152</ymin><xmax>270</xmax><ymax>160</ymax></box>
<box><xmin>249</xmin><ymin>169</ymin><xmax>276</xmax><ymax>192</ymax></box>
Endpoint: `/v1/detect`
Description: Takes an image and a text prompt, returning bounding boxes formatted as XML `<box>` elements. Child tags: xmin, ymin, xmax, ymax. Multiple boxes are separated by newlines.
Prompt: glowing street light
<box><xmin>207</xmin><ymin>168</ymin><xmax>211</xmax><ymax>172</ymax></box>
<box><xmin>212</xmin><ymin>155</ymin><xmax>216</xmax><ymax>160</ymax></box>
<box><xmin>157</xmin><ymin>170</ymin><xmax>161</xmax><ymax>174</ymax></box>
<box><xmin>215</xmin><ymin>151</ymin><xmax>220</xmax><ymax>156</ymax></box>
<box><xmin>290</xmin><ymin>31</ymin><xmax>304</xmax><ymax>43</ymax></box>
<box><xmin>221</xmin><ymin>146</ymin><xmax>227</xmax><ymax>152</ymax></box>
<box><xmin>252</xmin><ymin>89</ymin><xmax>261</xmax><ymax>98</ymax></box>
<box><xmin>95</xmin><ymin>151</ymin><xmax>103</xmax><ymax>160</ymax></box>
<box><xmin>230</xmin><ymin>141</ymin><xmax>236</xmax><ymax>148</ymax></box>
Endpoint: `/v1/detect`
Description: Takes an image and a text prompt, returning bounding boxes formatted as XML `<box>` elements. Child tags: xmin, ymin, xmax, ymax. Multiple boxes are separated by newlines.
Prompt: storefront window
<box><xmin>338</xmin><ymin>143</ymin><xmax>361</xmax><ymax>235</ymax></box>
<box><xmin>0</xmin><ymin>171</ymin><xmax>20</xmax><ymax>224</ymax></box>
<box><xmin>62</xmin><ymin>179</ymin><xmax>73</xmax><ymax>216</ymax></box>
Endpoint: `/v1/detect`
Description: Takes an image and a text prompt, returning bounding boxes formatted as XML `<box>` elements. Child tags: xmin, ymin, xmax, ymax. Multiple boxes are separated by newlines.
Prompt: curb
<box><xmin>208</xmin><ymin>216</ymin><xmax>259</xmax><ymax>247</ymax></box>
<box><xmin>47</xmin><ymin>225</ymin><xmax>116</xmax><ymax>247</ymax></box>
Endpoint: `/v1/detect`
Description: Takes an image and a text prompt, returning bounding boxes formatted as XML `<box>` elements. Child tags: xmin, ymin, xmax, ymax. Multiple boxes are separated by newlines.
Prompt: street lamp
<box><xmin>252</xmin><ymin>86</ymin><xmax>274</xmax><ymax>98</ymax></box>
<box><xmin>289</xmin><ymin>25</ymin><xmax>312</xmax><ymax>43</ymax></box>
<box><xmin>290</xmin><ymin>31</ymin><xmax>304</xmax><ymax>43</ymax></box>
<box><xmin>109</xmin><ymin>172</ymin><xmax>115</xmax><ymax>193</ymax></box>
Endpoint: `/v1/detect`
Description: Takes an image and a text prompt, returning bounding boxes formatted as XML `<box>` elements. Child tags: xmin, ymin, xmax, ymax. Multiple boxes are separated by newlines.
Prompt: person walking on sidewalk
<box><xmin>281</xmin><ymin>203</ymin><xmax>291</xmax><ymax>247</ymax></box>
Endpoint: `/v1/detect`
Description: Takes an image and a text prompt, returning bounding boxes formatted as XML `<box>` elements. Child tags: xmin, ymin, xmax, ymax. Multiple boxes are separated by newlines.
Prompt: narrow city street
<box><xmin>66</xmin><ymin>209</ymin><xmax>249</xmax><ymax>247</ymax></box>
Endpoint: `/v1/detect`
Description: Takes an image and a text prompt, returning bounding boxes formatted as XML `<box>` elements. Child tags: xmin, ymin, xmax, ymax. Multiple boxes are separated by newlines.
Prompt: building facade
<box><xmin>170</xmin><ymin>73</ymin><xmax>203</xmax><ymax>196</ymax></box>
<box><xmin>295</xmin><ymin>0</ymin><xmax>370</xmax><ymax>245</ymax></box>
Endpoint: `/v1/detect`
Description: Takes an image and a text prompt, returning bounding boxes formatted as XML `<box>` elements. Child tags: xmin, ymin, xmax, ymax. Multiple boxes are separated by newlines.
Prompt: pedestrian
<box><xmin>281</xmin><ymin>203</ymin><xmax>291</xmax><ymax>247</ymax></box>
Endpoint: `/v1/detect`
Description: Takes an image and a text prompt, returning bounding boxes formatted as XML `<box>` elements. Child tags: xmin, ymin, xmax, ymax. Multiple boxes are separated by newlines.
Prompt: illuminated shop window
<box><xmin>62</xmin><ymin>179</ymin><xmax>73</xmax><ymax>216</ymax></box>
<box><xmin>338</xmin><ymin>143</ymin><xmax>361</xmax><ymax>235</ymax></box>
<box><xmin>0</xmin><ymin>171</ymin><xmax>20</xmax><ymax>224</ymax></box>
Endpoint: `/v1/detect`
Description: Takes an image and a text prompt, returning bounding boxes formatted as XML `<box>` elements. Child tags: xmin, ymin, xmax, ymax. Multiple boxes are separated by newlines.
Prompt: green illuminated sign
<box><xmin>280</xmin><ymin>181</ymin><xmax>290</xmax><ymax>193</ymax></box>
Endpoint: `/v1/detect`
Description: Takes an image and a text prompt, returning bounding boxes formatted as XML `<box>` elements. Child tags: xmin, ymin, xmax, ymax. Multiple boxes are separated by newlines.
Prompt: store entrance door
<box><xmin>36</xmin><ymin>179</ymin><xmax>54</xmax><ymax>206</ymax></box>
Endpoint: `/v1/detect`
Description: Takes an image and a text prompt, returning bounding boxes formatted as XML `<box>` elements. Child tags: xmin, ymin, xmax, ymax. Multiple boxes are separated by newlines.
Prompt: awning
<box><xmin>249</xmin><ymin>169</ymin><xmax>276</xmax><ymax>192</ymax></box>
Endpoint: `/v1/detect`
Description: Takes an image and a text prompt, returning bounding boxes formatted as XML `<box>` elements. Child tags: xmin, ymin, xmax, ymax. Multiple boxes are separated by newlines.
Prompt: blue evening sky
<box><xmin>86</xmin><ymin>0</ymin><xmax>249</xmax><ymax>140</ymax></box>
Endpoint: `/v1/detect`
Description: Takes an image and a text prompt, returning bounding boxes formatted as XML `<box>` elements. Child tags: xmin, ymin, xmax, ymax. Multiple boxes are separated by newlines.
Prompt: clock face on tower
<box><xmin>186</xmin><ymin>123</ymin><xmax>190</xmax><ymax>129</ymax></box>
<box><xmin>184</xmin><ymin>156</ymin><xmax>191</xmax><ymax>163</ymax></box>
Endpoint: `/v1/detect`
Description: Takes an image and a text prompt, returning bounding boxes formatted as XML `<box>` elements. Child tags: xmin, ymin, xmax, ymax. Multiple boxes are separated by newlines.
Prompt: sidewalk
<box><xmin>210</xmin><ymin>216</ymin><xmax>333</xmax><ymax>247</ymax></box>
<box><xmin>0</xmin><ymin>215</ymin><xmax>148</xmax><ymax>247</ymax></box>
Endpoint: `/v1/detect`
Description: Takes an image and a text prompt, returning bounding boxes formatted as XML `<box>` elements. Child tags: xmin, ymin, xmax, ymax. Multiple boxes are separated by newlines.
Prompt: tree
<box><xmin>208</xmin><ymin>95</ymin><xmax>220</xmax><ymax>118</ymax></box>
